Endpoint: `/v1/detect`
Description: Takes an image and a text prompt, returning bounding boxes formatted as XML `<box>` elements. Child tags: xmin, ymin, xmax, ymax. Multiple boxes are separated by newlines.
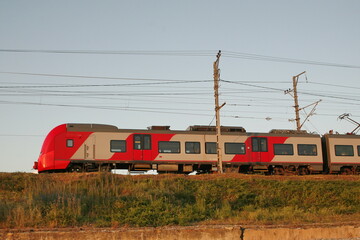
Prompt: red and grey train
<box><xmin>33</xmin><ymin>123</ymin><xmax>360</xmax><ymax>174</ymax></box>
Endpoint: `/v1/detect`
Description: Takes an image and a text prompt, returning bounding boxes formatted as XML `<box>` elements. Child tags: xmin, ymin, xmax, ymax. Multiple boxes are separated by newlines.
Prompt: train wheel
<box><xmin>298</xmin><ymin>167</ymin><xmax>309</xmax><ymax>175</ymax></box>
<box><xmin>285</xmin><ymin>165</ymin><xmax>297</xmax><ymax>175</ymax></box>
<box><xmin>273</xmin><ymin>166</ymin><xmax>285</xmax><ymax>175</ymax></box>
<box><xmin>340</xmin><ymin>167</ymin><xmax>353</xmax><ymax>175</ymax></box>
<box><xmin>287</xmin><ymin>165</ymin><xmax>296</xmax><ymax>172</ymax></box>
<box><xmin>99</xmin><ymin>164</ymin><xmax>111</xmax><ymax>172</ymax></box>
<box><xmin>68</xmin><ymin>164</ymin><xmax>84</xmax><ymax>173</ymax></box>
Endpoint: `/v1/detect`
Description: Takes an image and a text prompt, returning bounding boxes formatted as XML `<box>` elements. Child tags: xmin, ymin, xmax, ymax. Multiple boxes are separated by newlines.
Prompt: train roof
<box><xmin>186</xmin><ymin>125</ymin><xmax>246</xmax><ymax>132</ymax></box>
<box><xmin>269</xmin><ymin>129</ymin><xmax>308</xmax><ymax>134</ymax></box>
<box><xmin>323</xmin><ymin>133</ymin><xmax>360</xmax><ymax>139</ymax></box>
<box><xmin>65</xmin><ymin>123</ymin><xmax>321</xmax><ymax>137</ymax></box>
<box><xmin>67</xmin><ymin>123</ymin><xmax>119</xmax><ymax>132</ymax></box>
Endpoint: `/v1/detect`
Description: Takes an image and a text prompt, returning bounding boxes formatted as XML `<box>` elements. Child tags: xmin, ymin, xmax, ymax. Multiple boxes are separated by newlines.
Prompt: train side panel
<box><xmin>63</xmin><ymin>130</ymin><xmax>323</xmax><ymax>173</ymax></box>
<box><xmin>269</xmin><ymin>136</ymin><xmax>323</xmax><ymax>171</ymax></box>
<box><xmin>152</xmin><ymin>133</ymin><xmax>249</xmax><ymax>163</ymax></box>
<box><xmin>36</xmin><ymin>123</ymin><xmax>344</xmax><ymax>174</ymax></box>
<box><xmin>323</xmin><ymin>134</ymin><xmax>360</xmax><ymax>173</ymax></box>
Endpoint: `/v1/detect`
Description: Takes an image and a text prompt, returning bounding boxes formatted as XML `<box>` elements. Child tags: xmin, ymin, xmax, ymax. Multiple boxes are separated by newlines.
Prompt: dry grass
<box><xmin>1</xmin><ymin>172</ymin><xmax>360</xmax><ymax>228</ymax></box>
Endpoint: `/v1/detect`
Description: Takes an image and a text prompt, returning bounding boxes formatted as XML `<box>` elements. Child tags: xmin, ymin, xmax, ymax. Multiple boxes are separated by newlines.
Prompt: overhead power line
<box><xmin>0</xmin><ymin>100</ymin><xmax>290</xmax><ymax>121</ymax></box>
<box><xmin>0</xmin><ymin>80</ymin><xmax>211</xmax><ymax>89</ymax></box>
<box><xmin>222</xmin><ymin>79</ymin><xmax>360</xmax><ymax>103</ymax></box>
<box><xmin>221</xmin><ymin>51</ymin><xmax>360</xmax><ymax>69</ymax></box>
<box><xmin>0</xmin><ymin>71</ymin><xmax>210</xmax><ymax>82</ymax></box>
<box><xmin>0</xmin><ymin>49</ymin><xmax>214</xmax><ymax>56</ymax></box>
<box><xmin>221</xmin><ymin>79</ymin><xmax>284</xmax><ymax>92</ymax></box>
<box><xmin>0</xmin><ymin>100</ymin><xmax>213</xmax><ymax>116</ymax></box>
<box><xmin>0</xmin><ymin>134</ymin><xmax>43</xmax><ymax>137</ymax></box>
<box><xmin>309</xmin><ymin>82</ymin><xmax>360</xmax><ymax>90</ymax></box>
<box><xmin>1</xmin><ymin>49</ymin><xmax>359</xmax><ymax>68</ymax></box>
<box><xmin>1</xmin><ymin>71</ymin><xmax>358</xmax><ymax>92</ymax></box>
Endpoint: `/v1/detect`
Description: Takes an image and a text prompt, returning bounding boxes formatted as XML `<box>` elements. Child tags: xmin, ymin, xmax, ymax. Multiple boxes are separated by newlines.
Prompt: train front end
<box><xmin>34</xmin><ymin>124</ymin><xmax>69</xmax><ymax>173</ymax></box>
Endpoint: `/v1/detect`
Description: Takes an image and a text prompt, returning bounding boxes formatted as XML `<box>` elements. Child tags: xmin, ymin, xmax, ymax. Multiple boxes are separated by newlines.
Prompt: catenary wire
<box><xmin>1</xmin><ymin>49</ymin><xmax>360</xmax><ymax>68</ymax></box>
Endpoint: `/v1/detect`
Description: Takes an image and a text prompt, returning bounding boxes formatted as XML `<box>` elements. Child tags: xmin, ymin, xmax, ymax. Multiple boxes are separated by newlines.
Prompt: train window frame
<box><xmin>297</xmin><ymin>144</ymin><xmax>317</xmax><ymax>156</ymax></box>
<box><xmin>335</xmin><ymin>145</ymin><xmax>354</xmax><ymax>156</ymax></box>
<box><xmin>66</xmin><ymin>139</ymin><xmax>74</xmax><ymax>148</ymax></box>
<box><xmin>358</xmin><ymin>146</ymin><xmax>360</xmax><ymax>156</ymax></box>
<box><xmin>133</xmin><ymin>134</ymin><xmax>152</xmax><ymax>150</ymax></box>
<box><xmin>252</xmin><ymin>137</ymin><xmax>268</xmax><ymax>152</ymax></box>
<box><xmin>185</xmin><ymin>142</ymin><xmax>201</xmax><ymax>154</ymax></box>
<box><xmin>225</xmin><ymin>142</ymin><xmax>246</xmax><ymax>155</ymax></box>
<box><xmin>205</xmin><ymin>142</ymin><xmax>217</xmax><ymax>154</ymax></box>
<box><xmin>259</xmin><ymin>138</ymin><xmax>268</xmax><ymax>152</ymax></box>
<box><xmin>274</xmin><ymin>144</ymin><xmax>294</xmax><ymax>155</ymax></box>
<box><xmin>143</xmin><ymin>135</ymin><xmax>151</xmax><ymax>150</ymax></box>
<box><xmin>134</xmin><ymin>135</ymin><xmax>142</xmax><ymax>150</ymax></box>
<box><xmin>110</xmin><ymin>140</ymin><xmax>126</xmax><ymax>153</ymax></box>
<box><xmin>158</xmin><ymin>141</ymin><xmax>180</xmax><ymax>153</ymax></box>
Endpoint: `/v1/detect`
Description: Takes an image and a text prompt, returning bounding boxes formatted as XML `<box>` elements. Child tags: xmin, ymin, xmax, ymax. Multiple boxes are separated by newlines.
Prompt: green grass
<box><xmin>0</xmin><ymin>173</ymin><xmax>360</xmax><ymax>228</ymax></box>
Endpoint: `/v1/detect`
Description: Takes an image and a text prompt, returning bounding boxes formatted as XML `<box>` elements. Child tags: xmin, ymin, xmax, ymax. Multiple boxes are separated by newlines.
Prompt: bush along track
<box><xmin>1</xmin><ymin>173</ymin><xmax>360</xmax><ymax>228</ymax></box>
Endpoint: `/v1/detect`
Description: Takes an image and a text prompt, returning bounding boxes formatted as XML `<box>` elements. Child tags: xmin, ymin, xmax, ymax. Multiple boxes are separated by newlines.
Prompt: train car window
<box><xmin>185</xmin><ymin>142</ymin><xmax>200</xmax><ymax>154</ymax></box>
<box><xmin>357</xmin><ymin>146</ymin><xmax>360</xmax><ymax>156</ymax></box>
<box><xmin>298</xmin><ymin>144</ymin><xmax>317</xmax><ymax>156</ymax></box>
<box><xmin>252</xmin><ymin>138</ymin><xmax>259</xmax><ymax>152</ymax></box>
<box><xmin>252</xmin><ymin>138</ymin><xmax>268</xmax><ymax>152</ymax></box>
<box><xmin>158</xmin><ymin>141</ymin><xmax>180</xmax><ymax>153</ymax></box>
<box><xmin>66</xmin><ymin>139</ymin><xmax>74</xmax><ymax>148</ymax></box>
<box><xmin>260</xmin><ymin>138</ymin><xmax>268</xmax><ymax>152</ymax></box>
<box><xmin>110</xmin><ymin>140</ymin><xmax>126</xmax><ymax>152</ymax></box>
<box><xmin>205</xmin><ymin>142</ymin><xmax>217</xmax><ymax>154</ymax></box>
<box><xmin>274</xmin><ymin>144</ymin><xmax>294</xmax><ymax>155</ymax></box>
<box><xmin>335</xmin><ymin>145</ymin><xmax>354</xmax><ymax>156</ymax></box>
<box><xmin>225</xmin><ymin>143</ymin><xmax>246</xmax><ymax>154</ymax></box>
<box><xmin>134</xmin><ymin>135</ymin><xmax>142</xmax><ymax>150</ymax></box>
<box><xmin>143</xmin><ymin>135</ymin><xmax>151</xmax><ymax>150</ymax></box>
<box><xmin>133</xmin><ymin>134</ymin><xmax>152</xmax><ymax>150</ymax></box>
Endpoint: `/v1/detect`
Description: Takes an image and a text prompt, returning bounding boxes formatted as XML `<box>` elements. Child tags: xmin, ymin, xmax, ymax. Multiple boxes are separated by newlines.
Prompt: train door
<box><xmin>84</xmin><ymin>135</ymin><xmax>95</xmax><ymax>160</ymax></box>
<box><xmin>133</xmin><ymin>134</ymin><xmax>152</xmax><ymax>161</ymax></box>
<box><xmin>251</xmin><ymin>137</ymin><xmax>268</xmax><ymax>163</ymax></box>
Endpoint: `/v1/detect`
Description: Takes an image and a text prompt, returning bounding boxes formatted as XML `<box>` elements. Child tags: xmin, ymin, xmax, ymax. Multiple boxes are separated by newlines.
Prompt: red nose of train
<box><xmin>35</xmin><ymin>124</ymin><xmax>67</xmax><ymax>173</ymax></box>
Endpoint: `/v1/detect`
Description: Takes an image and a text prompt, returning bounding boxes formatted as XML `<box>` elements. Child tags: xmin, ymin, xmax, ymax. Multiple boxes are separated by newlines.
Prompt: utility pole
<box><xmin>285</xmin><ymin>71</ymin><xmax>321</xmax><ymax>132</ymax></box>
<box><xmin>292</xmin><ymin>71</ymin><xmax>305</xmax><ymax>131</ymax></box>
<box><xmin>213</xmin><ymin>50</ymin><xmax>226</xmax><ymax>173</ymax></box>
<box><xmin>285</xmin><ymin>71</ymin><xmax>306</xmax><ymax>131</ymax></box>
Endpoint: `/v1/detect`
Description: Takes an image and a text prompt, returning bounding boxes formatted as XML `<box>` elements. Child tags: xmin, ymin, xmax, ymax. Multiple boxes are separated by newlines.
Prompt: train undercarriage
<box><xmin>59</xmin><ymin>161</ymin><xmax>360</xmax><ymax>175</ymax></box>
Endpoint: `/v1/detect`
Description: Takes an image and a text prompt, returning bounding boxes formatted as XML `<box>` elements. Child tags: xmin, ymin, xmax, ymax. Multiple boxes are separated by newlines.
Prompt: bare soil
<box><xmin>2</xmin><ymin>223</ymin><xmax>360</xmax><ymax>240</ymax></box>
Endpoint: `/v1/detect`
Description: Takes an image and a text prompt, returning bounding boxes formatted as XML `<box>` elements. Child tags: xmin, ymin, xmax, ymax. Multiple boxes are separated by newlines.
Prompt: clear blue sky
<box><xmin>0</xmin><ymin>0</ymin><xmax>359</xmax><ymax>172</ymax></box>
